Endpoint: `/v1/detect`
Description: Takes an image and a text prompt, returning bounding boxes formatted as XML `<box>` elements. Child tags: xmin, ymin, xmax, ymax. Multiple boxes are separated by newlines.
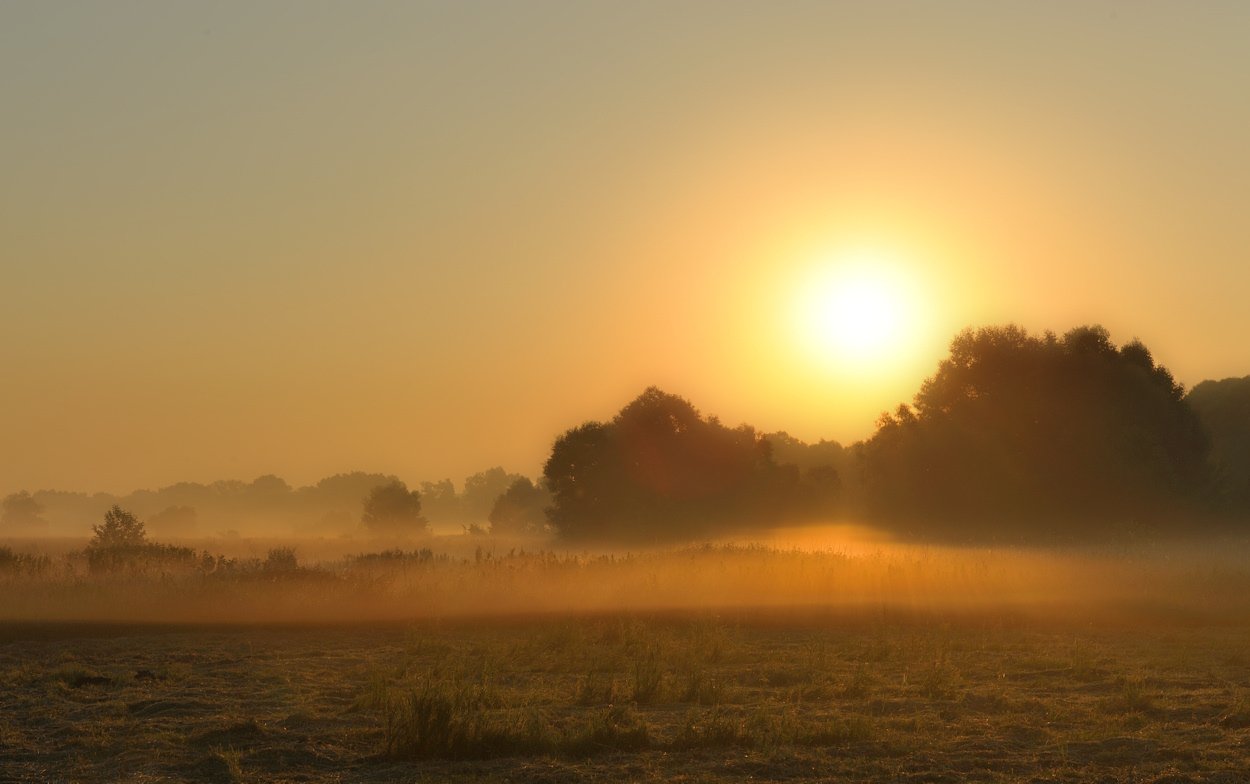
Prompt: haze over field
<box><xmin>4</xmin><ymin>2</ymin><xmax>1250</xmax><ymax>498</ymax></box>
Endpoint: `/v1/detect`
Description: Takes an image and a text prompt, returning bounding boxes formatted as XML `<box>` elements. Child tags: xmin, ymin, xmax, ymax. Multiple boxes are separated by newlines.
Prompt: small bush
<box><xmin>263</xmin><ymin>548</ymin><xmax>299</xmax><ymax>574</ymax></box>
<box><xmin>86</xmin><ymin>542</ymin><xmax>196</xmax><ymax>574</ymax></box>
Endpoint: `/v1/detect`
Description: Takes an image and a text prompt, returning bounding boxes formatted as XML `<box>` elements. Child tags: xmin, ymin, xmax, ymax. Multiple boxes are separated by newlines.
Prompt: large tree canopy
<box><xmin>543</xmin><ymin>387</ymin><xmax>833</xmax><ymax>542</ymax></box>
<box><xmin>861</xmin><ymin>325</ymin><xmax>1209</xmax><ymax>539</ymax></box>
<box><xmin>1186</xmin><ymin>375</ymin><xmax>1250</xmax><ymax>512</ymax></box>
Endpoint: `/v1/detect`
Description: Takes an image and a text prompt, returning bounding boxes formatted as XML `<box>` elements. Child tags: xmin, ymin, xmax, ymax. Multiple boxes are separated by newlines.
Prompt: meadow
<box><xmin>3</xmin><ymin>532</ymin><xmax>1250</xmax><ymax>782</ymax></box>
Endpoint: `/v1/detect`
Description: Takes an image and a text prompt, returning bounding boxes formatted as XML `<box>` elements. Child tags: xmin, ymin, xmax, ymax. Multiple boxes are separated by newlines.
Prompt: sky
<box><xmin>3</xmin><ymin>1</ymin><xmax>1249</xmax><ymax>496</ymax></box>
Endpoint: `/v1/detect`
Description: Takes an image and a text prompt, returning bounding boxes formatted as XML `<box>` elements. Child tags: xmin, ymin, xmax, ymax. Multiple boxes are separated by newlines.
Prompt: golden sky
<box><xmin>3</xmin><ymin>2</ymin><xmax>1249</xmax><ymax>495</ymax></box>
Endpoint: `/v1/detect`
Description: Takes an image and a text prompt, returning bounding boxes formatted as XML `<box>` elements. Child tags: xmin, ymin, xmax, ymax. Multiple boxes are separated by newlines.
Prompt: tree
<box><xmin>306</xmin><ymin>472</ymin><xmax>400</xmax><ymax>511</ymax></box>
<box><xmin>85</xmin><ymin>504</ymin><xmax>194</xmax><ymax>573</ymax></box>
<box><xmin>1186</xmin><ymin>375</ymin><xmax>1250</xmax><ymax>512</ymax></box>
<box><xmin>91</xmin><ymin>505</ymin><xmax>147</xmax><ymax>549</ymax></box>
<box><xmin>361</xmin><ymin>481</ymin><xmax>427</xmax><ymax>534</ymax></box>
<box><xmin>542</xmin><ymin>387</ymin><xmax>815</xmax><ymax>542</ymax></box>
<box><xmin>861</xmin><ymin>324</ymin><xmax>1210</xmax><ymax>539</ymax></box>
<box><xmin>488</xmin><ymin>477</ymin><xmax>551</xmax><ymax>535</ymax></box>
<box><xmin>1</xmin><ymin>491</ymin><xmax>47</xmax><ymax>530</ymax></box>
<box><xmin>461</xmin><ymin>467</ymin><xmax>524</xmax><ymax>522</ymax></box>
<box><xmin>544</xmin><ymin>421</ymin><xmax>617</xmax><ymax>539</ymax></box>
<box><xmin>418</xmin><ymin>479</ymin><xmax>461</xmax><ymax>523</ymax></box>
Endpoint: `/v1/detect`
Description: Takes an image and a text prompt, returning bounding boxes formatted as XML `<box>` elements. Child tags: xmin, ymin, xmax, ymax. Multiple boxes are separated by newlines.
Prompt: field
<box><xmin>3</xmin><ymin>535</ymin><xmax>1250</xmax><ymax>782</ymax></box>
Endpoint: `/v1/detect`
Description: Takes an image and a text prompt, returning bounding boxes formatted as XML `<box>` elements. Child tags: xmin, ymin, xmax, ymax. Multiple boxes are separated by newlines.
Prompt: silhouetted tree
<box><xmin>488</xmin><ymin>477</ymin><xmax>551</xmax><ymax>535</ymax></box>
<box><xmin>543</xmin><ymin>387</ymin><xmax>819</xmax><ymax>542</ymax></box>
<box><xmin>544</xmin><ymin>421</ymin><xmax>616</xmax><ymax>539</ymax></box>
<box><xmin>1</xmin><ymin>491</ymin><xmax>47</xmax><ymax>530</ymax></box>
<box><xmin>462</xmin><ymin>467</ymin><xmax>524</xmax><ymax>522</ymax></box>
<box><xmin>246</xmin><ymin>474</ymin><xmax>293</xmax><ymax>510</ymax></box>
<box><xmin>763</xmin><ymin>432</ymin><xmax>844</xmax><ymax>514</ymax></box>
<box><xmin>1186</xmin><ymin>375</ymin><xmax>1250</xmax><ymax>512</ymax></box>
<box><xmin>91</xmin><ymin>505</ymin><xmax>147</xmax><ymax>548</ymax></box>
<box><xmin>861</xmin><ymin>325</ymin><xmax>1210</xmax><ymax>539</ymax></box>
<box><xmin>418</xmin><ymin>479</ymin><xmax>460</xmax><ymax>523</ymax></box>
<box><xmin>764</xmin><ymin>432</ymin><xmax>846</xmax><ymax>477</ymax></box>
<box><xmin>85</xmin><ymin>505</ymin><xmax>194</xmax><ymax>573</ymax></box>
<box><xmin>302</xmin><ymin>472</ymin><xmax>401</xmax><ymax>532</ymax></box>
<box><xmin>361</xmin><ymin>481</ymin><xmax>427</xmax><ymax>534</ymax></box>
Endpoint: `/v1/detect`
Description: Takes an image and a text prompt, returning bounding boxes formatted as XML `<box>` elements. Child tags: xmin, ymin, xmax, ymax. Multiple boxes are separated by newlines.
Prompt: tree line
<box><xmin>537</xmin><ymin>324</ymin><xmax>1250</xmax><ymax>543</ymax></box>
<box><xmin>5</xmin><ymin>323</ymin><xmax>1250</xmax><ymax>545</ymax></box>
<box><xmin>0</xmin><ymin>466</ymin><xmax>544</xmax><ymax>538</ymax></box>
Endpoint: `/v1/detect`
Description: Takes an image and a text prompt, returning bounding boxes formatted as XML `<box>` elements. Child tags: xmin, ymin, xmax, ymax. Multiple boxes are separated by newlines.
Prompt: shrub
<box><xmin>86</xmin><ymin>542</ymin><xmax>196</xmax><ymax>574</ymax></box>
<box><xmin>85</xmin><ymin>505</ymin><xmax>194</xmax><ymax>573</ymax></box>
<box><xmin>91</xmin><ymin>505</ymin><xmax>147</xmax><ymax>549</ymax></box>
<box><xmin>263</xmin><ymin>548</ymin><xmax>299</xmax><ymax>574</ymax></box>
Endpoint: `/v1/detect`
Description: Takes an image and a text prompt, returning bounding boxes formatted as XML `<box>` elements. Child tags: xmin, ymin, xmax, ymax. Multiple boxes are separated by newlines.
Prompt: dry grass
<box><xmin>3</xmin><ymin>535</ymin><xmax>1250</xmax><ymax>780</ymax></box>
<box><xmin>1</xmin><ymin>612</ymin><xmax>1249</xmax><ymax>782</ymax></box>
<box><xmin>4</xmin><ymin>533</ymin><xmax>1250</xmax><ymax>625</ymax></box>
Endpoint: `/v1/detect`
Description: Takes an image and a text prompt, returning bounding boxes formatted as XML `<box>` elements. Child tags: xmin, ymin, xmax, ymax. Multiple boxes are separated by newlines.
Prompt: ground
<box><xmin>2</xmin><ymin>612</ymin><xmax>1249</xmax><ymax>783</ymax></box>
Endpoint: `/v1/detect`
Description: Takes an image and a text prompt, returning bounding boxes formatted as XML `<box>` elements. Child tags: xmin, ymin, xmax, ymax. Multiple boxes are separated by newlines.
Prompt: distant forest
<box><xmin>4</xmin><ymin>324</ymin><xmax>1250</xmax><ymax>544</ymax></box>
<box><xmin>0</xmin><ymin>467</ymin><xmax>534</xmax><ymax>539</ymax></box>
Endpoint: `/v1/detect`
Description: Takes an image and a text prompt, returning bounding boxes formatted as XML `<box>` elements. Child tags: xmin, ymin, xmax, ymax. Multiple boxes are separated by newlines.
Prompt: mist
<box><xmin>4</xmin><ymin>323</ymin><xmax>1250</xmax><ymax>628</ymax></box>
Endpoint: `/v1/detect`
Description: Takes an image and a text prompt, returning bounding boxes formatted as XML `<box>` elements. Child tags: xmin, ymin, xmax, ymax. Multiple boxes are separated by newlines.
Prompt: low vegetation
<box><xmin>3</xmin><ymin>503</ymin><xmax>1250</xmax><ymax>780</ymax></box>
<box><xmin>3</xmin><ymin>611</ymin><xmax>1250</xmax><ymax>782</ymax></box>
<box><xmin>5</xmin><ymin>530</ymin><xmax>1250</xmax><ymax>625</ymax></box>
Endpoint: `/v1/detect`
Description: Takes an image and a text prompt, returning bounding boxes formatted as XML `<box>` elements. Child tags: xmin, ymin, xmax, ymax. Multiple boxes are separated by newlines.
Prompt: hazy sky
<box><xmin>4</xmin><ymin>1</ymin><xmax>1249</xmax><ymax>495</ymax></box>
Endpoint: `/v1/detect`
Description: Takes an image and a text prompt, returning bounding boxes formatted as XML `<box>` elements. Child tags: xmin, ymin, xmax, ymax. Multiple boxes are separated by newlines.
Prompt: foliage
<box><xmin>462</xmin><ymin>467</ymin><xmax>525</xmax><ymax>522</ymax></box>
<box><xmin>263</xmin><ymin>547</ymin><xmax>299</xmax><ymax>573</ymax></box>
<box><xmin>91</xmin><ymin>505</ymin><xmax>148</xmax><ymax>549</ymax></box>
<box><xmin>487</xmin><ymin>477</ymin><xmax>550</xmax><ymax>535</ymax></box>
<box><xmin>415</xmin><ymin>469</ymin><xmax>529</xmax><ymax>526</ymax></box>
<box><xmin>860</xmin><ymin>325</ymin><xmax>1210</xmax><ymax>539</ymax></box>
<box><xmin>84</xmin><ymin>505</ymin><xmax>196</xmax><ymax>573</ymax></box>
<box><xmin>543</xmin><ymin>387</ymin><xmax>833</xmax><ymax>542</ymax></box>
<box><xmin>361</xmin><ymin>481</ymin><xmax>428</xmax><ymax>534</ymax></box>
<box><xmin>85</xmin><ymin>541</ymin><xmax>197</xmax><ymax>573</ymax></box>
<box><xmin>764</xmin><ymin>431</ymin><xmax>846</xmax><ymax>478</ymax></box>
<box><xmin>1</xmin><ymin>491</ymin><xmax>47</xmax><ymax>530</ymax></box>
<box><xmin>1186</xmin><ymin>375</ymin><xmax>1250</xmax><ymax>512</ymax></box>
<box><xmin>418</xmin><ymin>479</ymin><xmax>460</xmax><ymax>522</ymax></box>
<box><xmin>353</xmin><ymin>547</ymin><xmax>442</xmax><ymax>567</ymax></box>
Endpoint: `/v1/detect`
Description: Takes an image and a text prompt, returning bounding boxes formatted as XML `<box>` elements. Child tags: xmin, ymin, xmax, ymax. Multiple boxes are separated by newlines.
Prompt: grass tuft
<box><xmin>630</xmin><ymin>646</ymin><xmax>664</xmax><ymax>704</ymax></box>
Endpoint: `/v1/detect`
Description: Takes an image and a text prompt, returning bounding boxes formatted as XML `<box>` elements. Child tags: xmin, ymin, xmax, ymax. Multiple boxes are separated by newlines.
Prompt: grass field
<box><xmin>3</xmin><ymin>535</ymin><xmax>1250</xmax><ymax>782</ymax></box>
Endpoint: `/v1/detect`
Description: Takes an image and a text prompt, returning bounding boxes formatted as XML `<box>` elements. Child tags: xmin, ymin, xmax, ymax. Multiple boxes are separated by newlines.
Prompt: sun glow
<box><xmin>792</xmin><ymin>247</ymin><xmax>924</xmax><ymax>375</ymax></box>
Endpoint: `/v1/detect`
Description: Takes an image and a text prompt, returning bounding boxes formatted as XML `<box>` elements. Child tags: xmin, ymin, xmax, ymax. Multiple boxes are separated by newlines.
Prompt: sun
<box><xmin>791</xmin><ymin>248</ymin><xmax>921</xmax><ymax>373</ymax></box>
